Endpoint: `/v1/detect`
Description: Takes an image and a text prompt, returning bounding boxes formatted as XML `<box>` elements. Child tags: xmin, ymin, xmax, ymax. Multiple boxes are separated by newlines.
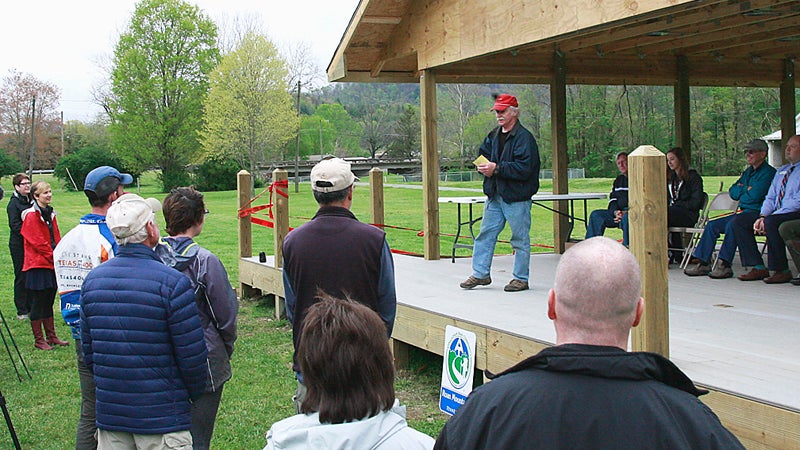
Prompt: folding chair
<box><xmin>668</xmin><ymin>192</ymin><xmax>709</xmax><ymax>269</ymax></box>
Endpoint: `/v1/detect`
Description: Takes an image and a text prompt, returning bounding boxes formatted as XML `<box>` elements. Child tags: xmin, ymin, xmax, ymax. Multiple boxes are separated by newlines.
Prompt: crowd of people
<box><xmin>5</xmin><ymin>120</ymin><xmax>797</xmax><ymax>448</ymax></box>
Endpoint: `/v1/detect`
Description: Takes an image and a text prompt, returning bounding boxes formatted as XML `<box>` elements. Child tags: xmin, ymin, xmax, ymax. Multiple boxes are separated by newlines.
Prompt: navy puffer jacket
<box><xmin>80</xmin><ymin>243</ymin><xmax>208</xmax><ymax>435</ymax></box>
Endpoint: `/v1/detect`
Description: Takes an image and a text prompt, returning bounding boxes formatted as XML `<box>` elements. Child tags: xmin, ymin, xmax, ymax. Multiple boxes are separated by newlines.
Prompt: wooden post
<box><xmin>551</xmin><ymin>51</ymin><xmax>569</xmax><ymax>253</ymax></box>
<box><xmin>237</xmin><ymin>170</ymin><xmax>259</xmax><ymax>298</ymax></box>
<box><xmin>391</xmin><ymin>339</ymin><xmax>410</xmax><ymax>370</ymax></box>
<box><xmin>370</xmin><ymin>167</ymin><xmax>385</xmax><ymax>227</ymax></box>
<box><xmin>674</xmin><ymin>55</ymin><xmax>691</xmax><ymax>158</ymax></box>
<box><xmin>272</xmin><ymin>168</ymin><xmax>289</xmax><ymax>269</ymax></box>
<box><xmin>780</xmin><ymin>58</ymin><xmax>796</xmax><ymax>162</ymax></box>
<box><xmin>421</xmin><ymin>69</ymin><xmax>441</xmax><ymax>260</ymax></box>
<box><xmin>628</xmin><ymin>146</ymin><xmax>669</xmax><ymax>357</ymax></box>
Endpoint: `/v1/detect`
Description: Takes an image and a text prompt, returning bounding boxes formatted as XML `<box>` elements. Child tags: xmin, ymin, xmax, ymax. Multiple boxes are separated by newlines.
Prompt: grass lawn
<box><xmin>0</xmin><ymin>172</ymin><xmax>736</xmax><ymax>448</ymax></box>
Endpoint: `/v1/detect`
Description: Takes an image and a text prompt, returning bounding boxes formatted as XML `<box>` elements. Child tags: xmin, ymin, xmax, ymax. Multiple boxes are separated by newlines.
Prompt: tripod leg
<box><xmin>0</xmin><ymin>391</ymin><xmax>22</xmax><ymax>450</ymax></box>
<box><xmin>0</xmin><ymin>328</ymin><xmax>21</xmax><ymax>382</ymax></box>
<box><xmin>0</xmin><ymin>310</ymin><xmax>30</xmax><ymax>380</ymax></box>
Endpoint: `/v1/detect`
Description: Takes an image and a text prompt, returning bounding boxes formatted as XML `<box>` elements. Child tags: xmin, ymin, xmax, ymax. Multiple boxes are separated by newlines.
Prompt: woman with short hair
<box><xmin>264</xmin><ymin>295</ymin><xmax>434</xmax><ymax>449</ymax></box>
<box><xmin>7</xmin><ymin>173</ymin><xmax>33</xmax><ymax>319</ymax></box>
<box><xmin>21</xmin><ymin>181</ymin><xmax>68</xmax><ymax>350</ymax></box>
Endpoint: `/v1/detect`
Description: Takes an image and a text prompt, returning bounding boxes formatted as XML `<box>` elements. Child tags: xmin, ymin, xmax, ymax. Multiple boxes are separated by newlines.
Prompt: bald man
<box><xmin>435</xmin><ymin>237</ymin><xmax>743</xmax><ymax>449</ymax></box>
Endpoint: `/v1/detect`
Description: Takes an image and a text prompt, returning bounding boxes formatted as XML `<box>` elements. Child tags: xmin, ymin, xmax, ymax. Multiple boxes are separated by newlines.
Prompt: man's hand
<box><xmin>613</xmin><ymin>210</ymin><xmax>626</xmax><ymax>223</ymax></box>
<box><xmin>753</xmin><ymin>217</ymin><xmax>766</xmax><ymax>235</ymax></box>
<box><xmin>478</xmin><ymin>162</ymin><xmax>497</xmax><ymax>177</ymax></box>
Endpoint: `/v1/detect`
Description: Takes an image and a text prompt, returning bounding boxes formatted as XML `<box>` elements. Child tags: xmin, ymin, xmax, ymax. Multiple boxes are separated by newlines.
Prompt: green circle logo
<box><xmin>446</xmin><ymin>334</ymin><xmax>471</xmax><ymax>389</ymax></box>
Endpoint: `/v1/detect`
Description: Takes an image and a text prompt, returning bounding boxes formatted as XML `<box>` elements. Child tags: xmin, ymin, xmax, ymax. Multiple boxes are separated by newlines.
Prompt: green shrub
<box><xmin>0</xmin><ymin>149</ymin><xmax>25</xmax><ymax>178</ymax></box>
<box><xmin>53</xmin><ymin>147</ymin><xmax>139</xmax><ymax>191</ymax></box>
<box><xmin>194</xmin><ymin>156</ymin><xmax>242</xmax><ymax>191</ymax></box>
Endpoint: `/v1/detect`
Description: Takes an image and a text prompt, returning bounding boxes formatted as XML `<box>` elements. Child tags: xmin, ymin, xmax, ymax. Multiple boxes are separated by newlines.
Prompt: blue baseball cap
<box><xmin>84</xmin><ymin>166</ymin><xmax>134</xmax><ymax>196</ymax></box>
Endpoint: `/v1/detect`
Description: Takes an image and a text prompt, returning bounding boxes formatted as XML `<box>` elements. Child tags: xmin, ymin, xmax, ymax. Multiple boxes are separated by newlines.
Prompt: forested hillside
<box><xmin>300</xmin><ymin>82</ymin><xmax>788</xmax><ymax>178</ymax></box>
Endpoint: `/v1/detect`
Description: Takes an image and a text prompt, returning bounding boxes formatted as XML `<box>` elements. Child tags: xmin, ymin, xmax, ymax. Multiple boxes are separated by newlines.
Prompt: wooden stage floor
<box><xmin>392</xmin><ymin>252</ymin><xmax>800</xmax><ymax>411</ymax></box>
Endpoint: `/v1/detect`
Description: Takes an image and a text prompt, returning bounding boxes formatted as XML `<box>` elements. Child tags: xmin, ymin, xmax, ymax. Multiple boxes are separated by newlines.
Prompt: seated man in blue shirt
<box><xmin>684</xmin><ymin>139</ymin><xmax>775</xmax><ymax>278</ymax></box>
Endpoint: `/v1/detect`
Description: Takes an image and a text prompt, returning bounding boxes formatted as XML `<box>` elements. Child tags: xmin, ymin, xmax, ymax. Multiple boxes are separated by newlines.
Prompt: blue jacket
<box><xmin>479</xmin><ymin>121</ymin><xmax>540</xmax><ymax>203</ymax></box>
<box><xmin>80</xmin><ymin>243</ymin><xmax>208</xmax><ymax>435</ymax></box>
<box><xmin>728</xmin><ymin>162</ymin><xmax>776</xmax><ymax>213</ymax></box>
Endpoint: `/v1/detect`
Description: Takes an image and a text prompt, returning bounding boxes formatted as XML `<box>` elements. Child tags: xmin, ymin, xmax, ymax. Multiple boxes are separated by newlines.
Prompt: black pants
<box><xmin>9</xmin><ymin>241</ymin><xmax>30</xmax><ymax>316</ymax></box>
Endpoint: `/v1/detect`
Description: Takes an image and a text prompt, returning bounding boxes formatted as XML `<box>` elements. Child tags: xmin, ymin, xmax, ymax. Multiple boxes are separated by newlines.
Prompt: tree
<box><xmin>201</xmin><ymin>32</ymin><xmax>297</xmax><ymax>177</ymax></box>
<box><xmin>108</xmin><ymin>0</ymin><xmax>219</xmax><ymax>191</ymax></box>
<box><xmin>438</xmin><ymin>84</ymin><xmax>486</xmax><ymax>167</ymax></box>
<box><xmin>387</xmin><ymin>105</ymin><xmax>420</xmax><ymax>159</ymax></box>
<box><xmin>0</xmin><ymin>148</ymin><xmax>24</xmax><ymax>178</ymax></box>
<box><xmin>0</xmin><ymin>70</ymin><xmax>61</xmax><ymax>171</ymax></box>
<box><xmin>314</xmin><ymin>103</ymin><xmax>361</xmax><ymax>153</ymax></box>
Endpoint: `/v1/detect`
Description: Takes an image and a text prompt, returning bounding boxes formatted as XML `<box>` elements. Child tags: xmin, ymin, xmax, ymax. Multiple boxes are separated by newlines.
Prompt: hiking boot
<box><xmin>709</xmin><ymin>265</ymin><xmax>733</xmax><ymax>279</ymax></box>
<box><xmin>791</xmin><ymin>276</ymin><xmax>800</xmax><ymax>286</ymax></box>
<box><xmin>684</xmin><ymin>263</ymin><xmax>711</xmax><ymax>277</ymax></box>
<box><xmin>460</xmin><ymin>276</ymin><xmax>491</xmax><ymax>289</ymax></box>
<box><xmin>738</xmin><ymin>268</ymin><xmax>769</xmax><ymax>281</ymax></box>
<box><xmin>763</xmin><ymin>271</ymin><xmax>792</xmax><ymax>284</ymax></box>
<box><xmin>504</xmin><ymin>279</ymin><xmax>529</xmax><ymax>292</ymax></box>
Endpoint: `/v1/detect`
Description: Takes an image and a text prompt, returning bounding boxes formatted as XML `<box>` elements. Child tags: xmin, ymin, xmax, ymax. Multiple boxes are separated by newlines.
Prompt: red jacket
<box><xmin>21</xmin><ymin>204</ymin><xmax>61</xmax><ymax>271</ymax></box>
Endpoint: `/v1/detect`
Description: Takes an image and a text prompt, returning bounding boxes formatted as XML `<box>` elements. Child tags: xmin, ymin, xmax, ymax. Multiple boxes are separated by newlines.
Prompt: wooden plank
<box><xmin>701</xmin><ymin>389</ymin><xmax>800</xmax><ymax>449</ymax></box>
<box><xmin>272</xmin><ymin>169</ymin><xmax>288</xmax><ymax>268</ymax></box>
<box><xmin>551</xmin><ymin>51</ymin><xmax>569</xmax><ymax>254</ymax></box>
<box><xmin>628</xmin><ymin>145</ymin><xmax>670</xmax><ymax>356</ymax></box>
<box><xmin>780</xmin><ymin>59</ymin><xmax>796</xmax><ymax>153</ymax></box>
<box><xmin>420</xmin><ymin>70</ymin><xmax>441</xmax><ymax>260</ymax></box>
<box><xmin>239</xmin><ymin>258</ymin><xmax>283</xmax><ymax>296</ymax></box>
<box><xmin>370</xmin><ymin>167</ymin><xmax>385</xmax><ymax>226</ymax></box>
<box><xmin>674</xmin><ymin>56</ymin><xmax>691</xmax><ymax>156</ymax></box>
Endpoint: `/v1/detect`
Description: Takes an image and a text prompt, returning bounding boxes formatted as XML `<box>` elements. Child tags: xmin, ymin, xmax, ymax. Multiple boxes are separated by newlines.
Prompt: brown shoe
<box><xmin>460</xmin><ymin>276</ymin><xmax>491</xmax><ymax>289</ymax></box>
<box><xmin>737</xmin><ymin>268</ymin><xmax>769</xmax><ymax>281</ymax></box>
<box><xmin>763</xmin><ymin>271</ymin><xmax>793</xmax><ymax>284</ymax></box>
<box><xmin>504</xmin><ymin>279</ymin><xmax>529</xmax><ymax>292</ymax></box>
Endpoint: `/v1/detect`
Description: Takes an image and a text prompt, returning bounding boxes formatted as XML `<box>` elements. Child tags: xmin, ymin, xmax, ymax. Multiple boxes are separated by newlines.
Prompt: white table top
<box><xmin>438</xmin><ymin>192</ymin><xmax>607</xmax><ymax>204</ymax></box>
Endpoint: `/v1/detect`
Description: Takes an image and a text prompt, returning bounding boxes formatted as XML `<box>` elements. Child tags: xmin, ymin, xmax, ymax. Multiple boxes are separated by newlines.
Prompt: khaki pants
<box><xmin>96</xmin><ymin>429</ymin><xmax>192</xmax><ymax>450</ymax></box>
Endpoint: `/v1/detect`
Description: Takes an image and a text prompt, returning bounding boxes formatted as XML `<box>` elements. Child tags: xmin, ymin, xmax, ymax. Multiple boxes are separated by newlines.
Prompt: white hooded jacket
<box><xmin>264</xmin><ymin>400</ymin><xmax>434</xmax><ymax>450</ymax></box>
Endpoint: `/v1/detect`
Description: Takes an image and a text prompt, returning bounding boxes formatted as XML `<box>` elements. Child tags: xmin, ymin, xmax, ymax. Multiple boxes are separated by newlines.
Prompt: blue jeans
<box><xmin>691</xmin><ymin>212</ymin><xmax>759</xmax><ymax>265</ymax></box>
<box><xmin>472</xmin><ymin>197</ymin><xmax>532</xmax><ymax>282</ymax></box>
<box><xmin>764</xmin><ymin>212</ymin><xmax>800</xmax><ymax>271</ymax></box>
<box><xmin>586</xmin><ymin>209</ymin><xmax>628</xmax><ymax>246</ymax></box>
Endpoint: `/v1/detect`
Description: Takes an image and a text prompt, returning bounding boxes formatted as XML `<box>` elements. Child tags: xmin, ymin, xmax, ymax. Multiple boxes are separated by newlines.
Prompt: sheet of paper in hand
<box><xmin>473</xmin><ymin>155</ymin><xmax>489</xmax><ymax>167</ymax></box>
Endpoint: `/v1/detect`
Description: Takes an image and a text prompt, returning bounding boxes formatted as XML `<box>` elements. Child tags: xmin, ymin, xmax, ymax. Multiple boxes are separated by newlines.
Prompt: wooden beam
<box><xmin>780</xmin><ymin>58</ymin><xmax>796</xmax><ymax>152</ymax></box>
<box><xmin>362</xmin><ymin>15</ymin><xmax>402</xmax><ymax>25</ymax></box>
<box><xmin>370</xmin><ymin>167</ymin><xmax>385</xmax><ymax>227</ymax></box>
<box><xmin>272</xmin><ymin>168</ymin><xmax>288</xmax><ymax>269</ymax></box>
<box><xmin>550</xmin><ymin>51</ymin><xmax>569</xmax><ymax>254</ymax></box>
<box><xmin>628</xmin><ymin>145</ymin><xmax>669</xmax><ymax>356</ymax></box>
<box><xmin>674</xmin><ymin>56</ymin><xmax>691</xmax><ymax>155</ymax></box>
<box><xmin>420</xmin><ymin>69</ymin><xmax>440</xmax><ymax>260</ymax></box>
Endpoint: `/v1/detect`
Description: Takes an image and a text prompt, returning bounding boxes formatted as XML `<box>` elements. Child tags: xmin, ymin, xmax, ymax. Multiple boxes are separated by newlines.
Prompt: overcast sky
<box><xmin>0</xmin><ymin>0</ymin><xmax>360</xmax><ymax>121</ymax></box>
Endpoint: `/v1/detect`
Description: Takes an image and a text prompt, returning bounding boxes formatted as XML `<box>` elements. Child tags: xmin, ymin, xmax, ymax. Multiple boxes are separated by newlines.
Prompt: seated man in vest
<box><xmin>585</xmin><ymin>152</ymin><xmax>629</xmax><ymax>245</ymax></box>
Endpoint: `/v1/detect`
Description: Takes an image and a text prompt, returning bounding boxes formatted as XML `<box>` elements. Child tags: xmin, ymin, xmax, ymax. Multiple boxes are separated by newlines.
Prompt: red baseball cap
<box><xmin>491</xmin><ymin>94</ymin><xmax>518</xmax><ymax>111</ymax></box>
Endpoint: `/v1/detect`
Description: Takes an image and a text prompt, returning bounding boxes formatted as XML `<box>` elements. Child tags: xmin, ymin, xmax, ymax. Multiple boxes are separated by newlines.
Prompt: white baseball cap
<box><xmin>106</xmin><ymin>193</ymin><xmax>162</xmax><ymax>239</ymax></box>
<box><xmin>310</xmin><ymin>157</ymin><xmax>358</xmax><ymax>193</ymax></box>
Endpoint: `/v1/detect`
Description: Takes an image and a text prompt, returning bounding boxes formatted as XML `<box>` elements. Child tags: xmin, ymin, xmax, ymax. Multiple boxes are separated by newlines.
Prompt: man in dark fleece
<box><xmin>435</xmin><ymin>237</ymin><xmax>743</xmax><ymax>450</ymax></box>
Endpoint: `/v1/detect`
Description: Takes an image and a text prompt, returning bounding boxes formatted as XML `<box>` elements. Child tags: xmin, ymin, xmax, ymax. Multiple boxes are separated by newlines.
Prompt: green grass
<box><xmin>0</xmin><ymin>172</ymin><xmax>737</xmax><ymax>448</ymax></box>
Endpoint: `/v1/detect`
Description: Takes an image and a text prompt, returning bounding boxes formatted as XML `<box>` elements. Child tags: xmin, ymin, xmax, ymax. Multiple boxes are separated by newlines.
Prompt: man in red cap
<box><xmin>460</xmin><ymin>94</ymin><xmax>540</xmax><ymax>292</ymax></box>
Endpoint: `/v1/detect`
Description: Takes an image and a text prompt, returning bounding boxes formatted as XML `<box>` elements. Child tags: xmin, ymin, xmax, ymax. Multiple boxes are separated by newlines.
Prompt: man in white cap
<box><xmin>53</xmin><ymin>165</ymin><xmax>134</xmax><ymax>449</ymax></box>
<box><xmin>461</xmin><ymin>93</ymin><xmax>541</xmax><ymax>292</ymax></box>
<box><xmin>80</xmin><ymin>193</ymin><xmax>208</xmax><ymax>449</ymax></box>
<box><xmin>282</xmin><ymin>157</ymin><xmax>397</xmax><ymax>412</ymax></box>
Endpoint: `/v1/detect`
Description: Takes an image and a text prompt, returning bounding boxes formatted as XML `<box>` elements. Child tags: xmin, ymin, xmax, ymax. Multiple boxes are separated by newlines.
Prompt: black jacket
<box><xmin>434</xmin><ymin>344</ymin><xmax>743</xmax><ymax>450</ymax></box>
<box><xmin>480</xmin><ymin>121</ymin><xmax>540</xmax><ymax>203</ymax></box>
<box><xmin>7</xmin><ymin>191</ymin><xmax>31</xmax><ymax>248</ymax></box>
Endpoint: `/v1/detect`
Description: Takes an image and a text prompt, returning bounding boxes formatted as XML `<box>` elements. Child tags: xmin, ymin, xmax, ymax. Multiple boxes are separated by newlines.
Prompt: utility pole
<box><xmin>60</xmin><ymin>111</ymin><xmax>65</xmax><ymax>157</ymax></box>
<box><xmin>294</xmin><ymin>80</ymin><xmax>301</xmax><ymax>193</ymax></box>
<box><xmin>27</xmin><ymin>95</ymin><xmax>36</xmax><ymax>179</ymax></box>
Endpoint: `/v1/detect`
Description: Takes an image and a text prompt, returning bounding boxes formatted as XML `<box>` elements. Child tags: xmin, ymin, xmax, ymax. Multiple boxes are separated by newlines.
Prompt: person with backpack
<box><xmin>156</xmin><ymin>186</ymin><xmax>238</xmax><ymax>450</ymax></box>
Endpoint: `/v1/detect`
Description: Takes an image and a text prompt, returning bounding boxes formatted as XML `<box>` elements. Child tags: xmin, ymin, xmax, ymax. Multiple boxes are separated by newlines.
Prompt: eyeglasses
<box><xmin>744</xmin><ymin>149</ymin><xmax>762</xmax><ymax>155</ymax></box>
<box><xmin>18</xmin><ymin>181</ymin><xmax>31</xmax><ymax>186</ymax></box>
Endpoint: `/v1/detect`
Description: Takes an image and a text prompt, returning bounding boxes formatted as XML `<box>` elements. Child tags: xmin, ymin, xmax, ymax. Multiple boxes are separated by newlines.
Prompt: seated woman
<box><xmin>264</xmin><ymin>295</ymin><xmax>434</xmax><ymax>450</ymax></box>
<box><xmin>666</xmin><ymin>147</ymin><xmax>705</xmax><ymax>261</ymax></box>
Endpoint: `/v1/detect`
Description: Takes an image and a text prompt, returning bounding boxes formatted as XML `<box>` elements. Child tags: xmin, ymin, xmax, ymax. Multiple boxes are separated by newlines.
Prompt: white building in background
<box><xmin>762</xmin><ymin>113</ymin><xmax>800</xmax><ymax>167</ymax></box>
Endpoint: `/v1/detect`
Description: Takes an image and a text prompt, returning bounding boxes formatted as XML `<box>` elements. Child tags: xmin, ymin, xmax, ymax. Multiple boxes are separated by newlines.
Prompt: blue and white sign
<box><xmin>439</xmin><ymin>325</ymin><xmax>477</xmax><ymax>416</ymax></box>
